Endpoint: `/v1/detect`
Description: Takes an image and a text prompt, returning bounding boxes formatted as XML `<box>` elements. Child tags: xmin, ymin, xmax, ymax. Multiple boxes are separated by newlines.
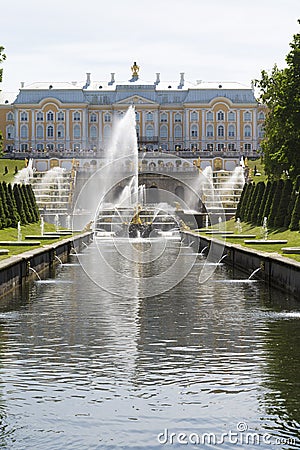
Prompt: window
<box><xmin>57</xmin><ymin>125</ymin><xmax>64</xmax><ymax>139</ymax></box>
<box><xmin>47</xmin><ymin>125</ymin><xmax>54</xmax><ymax>138</ymax></box>
<box><xmin>135</xmin><ymin>112</ymin><xmax>140</xmax><ymax>122</ymax></box>
<box><xmin>90</xmin><ymin>113</ymin><xmax>97</xmax><ymax>122</ymax></box>
<box><xmin>20</xmin><ymin>125</ymin><xmax>28</xmax><ymax>139</ymax></box>
<box><xmin>244</xmin><ymin>111</ymin><xmax>251</xmax><ymax>121</ymax></box>
<box><xmin>217</xmin><ymin>125</ymin><xmax>224</xmax><ymax>137</ymax></box>
<box><xmin>104</xmin><ymin>113</ymin><xmax>111</xmax><ymax>123</ymax></box>
<box><xmin>20</xmin><ymin>112</ymin><xmax>28</xmax><ymax>122</ymax></box>
<box><xmin>21</xmin><ymin>143</ymin><xmax>28</xmax><ymax>151</ymax></box>
<box><xmin>174</xmin><ymin>125</ymin><xmax>182</xmax><ymax>138</ymax></box>
<box><xmin>228</xmin><ymin>111</ymin><xmax>235</xmax><ymax>121</ymax></box>
<box><xmin>174</xmin><ymin>113</ymin><xmax>182</xmax><ymax>122</ymax></box>
<box><xmin>47</xmin><ymin>111</ymin><xmax>54</xmax><ymax>121</ymax></box>
<box><xmin>146</xmin><ymin>112</ymin><xmax>153</xmax><ymax>121</ymax></box>
<box><xmin>47</xmin><ymin>143</ymin><xmax>54</xmax><ymax>151</ymax></box>
<box><xmin>36</xmin><ymin>125</ymin><xmax>44</xmax><ymax>139</ymax></box>
<box><xmin>244</xmin><ymin>143</ymin><xmax>252</xmax><ymax>151</ymax></box>
<box><xmin>228</xmin><ymin>125</ymin><xmax>235</xmax><ymax>137</ymax></box>
<box><xmin>146</xmin><ymin>125</ymin><xmax>154</xmax><ymax>139</ymax></box>
<box><xmin>73</xmin><ymin>124</ymin><xmax>81</xmax><ymax>139</ymax></box>
<box><xmin>191</xmin><ymin>125</ymin><xmax>198</xmax><ymax>137</ymax></box>
<box><xmin>160</xmin><ymin>113</ymin><xmax>167</xmax><ymax>122</ymax></box>
<box><xmin>36</xmin><ymin>143</ymin><xmax>44</xmax><ymax>151</ymax></box>
<box><xmin>228</xmin><ymin>143</ymin><xmax>236</xmax><ymax>151</ymax></box>
<box><xmin>6</xmin><ymin>125</ymin><xmax>14</xmax><ymax>139</ymax></box>
<box><xmin>244</xmin><ymin>125</ymin><xmax>251</xmax><ymax>137</ymax></box>
<box><xmin>258</xmin><ymin>111</ymin><xmax>265</xmax><ymax>120</ymax></box>
<box><xmin>6</xmin><ymin>112</ymin><xmax>13</xmax><ymax>121</ymax></box>
<box><xmin>258</xmin><ymin>125</ymin><xmax>265</xmax><ymax>138</ymax></box>
<box><xmin>206</xmin><ymin>111</ymin><xmax>213</xmax><ymax>121</ymax></box>
<box><xmin>103</xmin><ymin>124</ymin><xmax>111</xmax><ymax>140</ymax></box>
<box><xmin>217</xmin><ymin>110</ymin><xmax>224</xmax><ymax>121</ymax></box>
<box><xmin>191</xmin><ymin>111</ymin><xmax>198</xmax><ymax>121</ymax></box>
<box><xmin>90</xmin><ymin>125</ymin><xmax>97</xmax><ymax>139</ymax></box>
<box><xmin>57</xmin><ymin>111</ymin><xmax>65</xmax><ymax>121</ymax></box>
<box><xmin>73</xmin><ymin>111</ymin><xmax>81</xmax><ymax>121</ymax></box>
<box><xmin>36</xmin><ymin>111</ymin><xmax>44</xmax><ymax>121</ymax></box>
<box><xmin>160</xmin><ymin>125</ymin><xmax>168</xmax><ymax>138</ymax></box>
<box><xmin>206</xmin><ymin>124</ymin><xmax>214</xmax><ymax>137</ymax></box>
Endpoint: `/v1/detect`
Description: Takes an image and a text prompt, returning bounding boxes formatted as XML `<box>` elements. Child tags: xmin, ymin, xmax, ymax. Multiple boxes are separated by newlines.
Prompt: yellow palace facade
<box><xmin>0</xmin><ymin>64</ymin><xmax>266</xmax><ymax>155</ymax></box>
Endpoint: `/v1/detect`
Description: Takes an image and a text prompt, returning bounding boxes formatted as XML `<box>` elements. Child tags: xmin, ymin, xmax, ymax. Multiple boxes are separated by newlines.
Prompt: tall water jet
<box><xmin>14</xmin><ymin>159</ymin><xmax>34</xmax><ymax>184</ymax></box>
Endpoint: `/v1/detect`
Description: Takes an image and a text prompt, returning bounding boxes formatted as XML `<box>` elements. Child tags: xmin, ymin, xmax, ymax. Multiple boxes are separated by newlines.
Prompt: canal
<box><xmin>0</xmin><ymin>240</ymin><xmax>299</xmax><ymax>449</ymax></box>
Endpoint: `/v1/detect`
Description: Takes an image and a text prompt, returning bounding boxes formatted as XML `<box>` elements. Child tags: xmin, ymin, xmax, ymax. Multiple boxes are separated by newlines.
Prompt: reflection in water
<box><xmin>0</xmin><ymin>244</ymin><xmax>299</xmax><ymax>449</ymax></box>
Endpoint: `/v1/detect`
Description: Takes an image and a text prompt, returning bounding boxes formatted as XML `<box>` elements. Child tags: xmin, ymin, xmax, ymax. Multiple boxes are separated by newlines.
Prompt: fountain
<box><xmin>40</xmin><ymin>216</ymin><xmax>44</xmax><ymax>236</ymax></box>
<box><xmin>54</xmin><ymin>214</ymin><xmax>60</xmax><ymax>232</ymax></box>
<box><xmin>262</xmin><ymin>217</ymin><xmax>268</xmax><ymax>241</ymax></box>
<box><xmin>28</xmin><ymin>266</ymin><xmax>41</xmax><ymax>281</ymax></box>
<box><xmin>14</xmin><ymin>159</ymin><xmax>34</xmax><ymax>184</ymax></box>
<box><xmin>17</xmin><ymin>221</ymin><xmax>22</xmax><ymax>242</ymax></box>
<box><xmin>235</xmin><ymin>217</ymin><xmax>242</xmax><ymax>234</ymax></box>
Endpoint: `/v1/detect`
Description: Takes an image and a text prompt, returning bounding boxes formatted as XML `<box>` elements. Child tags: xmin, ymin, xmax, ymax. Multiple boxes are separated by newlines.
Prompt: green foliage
<box><xmin>257</xmin><ymin>181</ymin><xmax>271</xmax><ymax>225</ymax></box>
<box><xmin>13</xmin><ymin>184</ymin><xmax>27</xmax><ymax>225</ymax></box>
<box><xmin>262</xmin><ymin>180</ymin><xmax>278</xmax><ymax>222</ymax></box>
<box><xmin>251</xmin><ymin>181</ymin><xmax>265</xmax><ymax>225</ymax></box>
<box><xmin>274</xmin><ymin>178</ymin><xmax>293</xmax><ymax>228</ymax></box>
<box><xmin>6</xmin><ymin>182</ymin><xmax>20</xmax><ymax>228</ymax></box>
<box><xmin>20</xmin><ymin>184</ymin><xmax>33</xmax><ymax>223</ymax></box>
<box><xmin>0</xmin><ymin>182</ymin><xmax>10</xmax><ymax>227</ymax></box>
<box><xmin>235</xmin><ymin>183</ymin><xmax>247</xmax><ymax>220</ymax></box>
<box><xmin>284</xmin><ymin>175</ymin><xmax>300</xmax><ymax>228</ymax></box>
<box><xmin>245</xmin><ymin>183</ymin><xmax>256</xmax><ymax>222</ymax></box>
<box><xmin>26</xmin><ymin>184</ymin><xmax>40</xmax><ymax>222</ymax></box>
<box><xmin>254</xmin><ymin>20</ymin><xmax>300</xmax><ymax>180</ymax></box>
<box><xmin>0</xmin><ymin>196</ymin><xmax>5</xmax><ymax>229</ymax></box>
<box><xmin>290</xmin><ymin>193</ymin><xmax>300</xmax><ymax>231</ymax></box>
<box><xmin>268</xmin><ymin>179</ymin><xmax>284</xmax><ymax>227</ymax></box>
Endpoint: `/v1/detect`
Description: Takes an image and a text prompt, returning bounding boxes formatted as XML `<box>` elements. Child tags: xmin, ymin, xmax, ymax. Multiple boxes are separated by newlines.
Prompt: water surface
<box><xmin>0</xmin><ymin>242</ymin><xmax>299</xmax><ymax>449</ymax></box>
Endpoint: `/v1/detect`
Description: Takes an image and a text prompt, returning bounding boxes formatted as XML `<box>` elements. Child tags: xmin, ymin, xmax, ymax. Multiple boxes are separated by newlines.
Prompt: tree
<box><xmin>262</xmin><ymin>180</ymin><xmax>278</xmax><ymax>222</ymax></box>
<box><xmin>13</xmin><ymin>184</ymin><xmax>27</xmax><ymax>225</ymax></box>
<box><xmin>251</xmin><ymin>181</ymin><xmax>265</xmax><ymax>225</ymax></box>
<box><xmin>290</xmin><ymin>193</ymin><xmax>300</xmax><ymax>231</ymax></box>
<box><xmin>274</xmin><ymin>178</ymin><xmax>293</xmax><ymax>228</ymax></box>
<box><xmin>257</xmin><ymin>181</ymin><xmax>271</xmax><ymax>225</ymax></box>
<box><xmin>0</xmin><ymin>46</ymin><xmax>6</xmax><ymax>155</ymax></box>
<box><xmin>6</xmin><ymin>182</ymin><xmax>20</xmax><ymax>228</ymax></box>
<box><xmin>268</xmin><ymin>179</ymin><xmax>284</xmax><ymax>227</ymax></box>
<box><xmin>284</xmin><ymin>175</ymin><xmax>300</xmax><ymax>228</ymax></box>
<box><xmin>254</xmin><ymin>20</ymin><xmax>300</xmax><ymax>180</ymax></box>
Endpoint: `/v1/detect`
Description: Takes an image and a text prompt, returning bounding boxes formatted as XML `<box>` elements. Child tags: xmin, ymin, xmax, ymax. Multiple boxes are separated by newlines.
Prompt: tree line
<box><xmin>235</xmin><ymin>175</ymin><xmax>300</xmax><ymax>231</ymax></box>
<box><xmin>0</xmin><ymin>182</ymin><xmax>40</xmax><ymax>229</ymax></box>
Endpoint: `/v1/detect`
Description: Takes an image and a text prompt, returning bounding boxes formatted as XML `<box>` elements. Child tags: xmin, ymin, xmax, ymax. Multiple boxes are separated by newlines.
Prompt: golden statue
<box><xmin>131</xmin><ymin>205</ymin><xmax>143</xmax><ymax>225</ymax></box>
<box><xmin>131</xmin><ymin>61</ymin><xmax>140</xmax><ymax>78</ymax></box>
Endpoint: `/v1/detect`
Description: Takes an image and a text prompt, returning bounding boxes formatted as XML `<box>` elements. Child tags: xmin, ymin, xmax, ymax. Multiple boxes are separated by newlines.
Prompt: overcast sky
<box><xmin>1</xmin><ymin>0</ymin><xmax>299</xmax><ymax>92</ymax></box>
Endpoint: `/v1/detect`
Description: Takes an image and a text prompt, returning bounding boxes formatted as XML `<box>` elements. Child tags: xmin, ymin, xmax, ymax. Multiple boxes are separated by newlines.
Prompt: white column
<box><xmin>14</xmin><ymin>109</ymin><xmax>19</xmax><ymax>150</ymax></box>
<box><xmin>31</xmin><ymin>110</ymin><xmax>35</xmax><ymax>147</ymax></box>
<box><xmin>82</xmin><ymin>108</ymin><xmax>88</xmax><ymax>149</ymax></box>
<box><xmin>66</xmin><ymin>109</ymin><xmax>70</xmax><ymax>151</ymax></box>
<box><xmin>185</xmin><ymin>109</ymin><xmax>189</xmax><ymax>148</ymax></box>
<box><xmin>98</xmin><ymin>111</ymin><xmax>103</xmax><ymax>149</ymax></box>
<box><xmin>169</xmin><ymin>111</ymin><xmax>173</xmax><ymax>149</ymax></box>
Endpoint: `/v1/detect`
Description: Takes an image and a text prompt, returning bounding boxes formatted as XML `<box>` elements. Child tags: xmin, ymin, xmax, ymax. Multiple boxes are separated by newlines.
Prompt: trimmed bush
<box><xmin>251</xmin><ymin>181</ymin><xmax>265</xmax><ymax>225</ymax></box>
<box><xmin>290</xmin><ymin>193</ymin><xmax>300</xmax><ymax>231</ymax></box>
<box><xmin>274</xmin><ymin>178</ymin><xmax>293</xmax><ymax>228</ymax></box>
<box><xmin>7</xmin><ymin>183</ymin><xmax>20</xmax><ymax>228</ymax></box>
<box><xmin>13</xmin><ymin>184</ymin><xmax>27</xmax><ymax>225</ymax></box>
<box><xmin>268</xmin><ymin>179</ymin><xmax>284</xmax><ymax>227</ymax></box>
<box><xmin>235</xmin><ymin>183</ymin><xmax>247</xmax><ymax>221</ymax></box>
<box><xmin>0</xmin><ymin>182</ymin><xmax>11</xmax><ymax>228</ymax></box>
<box><xmin>257</xmin><ymin>181</ymin><xmax>271</xmax><ymax>226</ymax></box>
<box><xmin>26</xmin><ymin>184</ymin><xmax>40</xmax><ymax>222</ymax></box>
<box><xmin>20</xmin><ymin>184</ymin><xmax>33</xmax><ymax>223</ymax></box>
<box><xmin>262</xmin><ymin>180</ymin><xmax>278</xmax><ymax>221</ymax></box>
<box><xmin>284</xmin><ymin>175</ymin><xmax>300</xmax><ymax>228</ymax></box>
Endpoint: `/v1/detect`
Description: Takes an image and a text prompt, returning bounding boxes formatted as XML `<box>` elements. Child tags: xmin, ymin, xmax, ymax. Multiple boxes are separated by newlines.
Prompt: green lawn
<box><xmin>0</xmin><ymin>158</ymin><xmax>26</xmax><ymax>183</ymax></box>
<box><xmin>0</xmin><ymin>222</ymin><xmax>65</xmax><ymax>260</ymax></box>
<box><xmin>195</xmin><ymin>218</ymin><xmax>300</xmax><ymax>263</ymax></box>
<box><xmin>247</xmin><ymin>158</ymin><xmax>267</xmax><ymax>183</ymax></box>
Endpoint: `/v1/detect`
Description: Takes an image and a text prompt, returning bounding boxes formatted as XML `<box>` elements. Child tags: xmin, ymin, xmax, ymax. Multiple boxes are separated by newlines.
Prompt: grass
<box><xmin>0</xmin><ymin>221</ymin><xmax>67</xmax><ymax>261</ymax></box>
<box><xmin>0</xmin><ymin>158</ymin><xmax>27</xmax><ymax>183</ymax></box>
<box><xmin>246</xmin><ymin>157</ymin><xmax>267</xmax><ymax>183</ymax></box>
<box><xmin>194</xmin><ymin>218</ymin><xmax>300</xmax><ymax>263</ymax></box>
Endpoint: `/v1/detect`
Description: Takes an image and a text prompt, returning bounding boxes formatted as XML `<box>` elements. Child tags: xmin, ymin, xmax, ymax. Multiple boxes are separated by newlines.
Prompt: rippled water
<box><xmin>0</xmin><ymin>241</ymin><xmax>299</xmax><ymax>449</ymax></box>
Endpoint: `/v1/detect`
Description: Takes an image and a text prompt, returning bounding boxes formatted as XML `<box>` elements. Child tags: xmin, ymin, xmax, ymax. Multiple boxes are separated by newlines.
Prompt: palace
<box><xmin>0</xmin><ymin>63</ymin><xmax>266</xmax><ymax>156</ymax></box>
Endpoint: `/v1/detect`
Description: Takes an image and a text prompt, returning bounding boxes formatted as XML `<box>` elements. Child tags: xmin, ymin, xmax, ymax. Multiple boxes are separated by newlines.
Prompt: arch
<box><xmin>217</xmin><ymin>125</ymin><xmax>224</xmax><ymax>137</ymax></box>
<box><xmin>36</xmin><ymin>124</ymin><xmax>44</xmax><ymax>139</ymax></box>
<box><xmin>191</xmin><ymin>124</ymin><xmax>198</xmax><ymax>137</ymax></box>
<box><xmin>244</xmin><ymin>124</ymin><xmax>251</xmax><ymax>137</ymax></box>
<box><xmin>90</xmin><ymin>125</ymin><xmax>97</xmax><ymax>139</ymax></box>
<box><xmin>146</xmin><ymin>125</ymin><xmax>154</xmax><ymax>139</ymax></box>
<box><xmin>174</xmin><ymin>124</ymin><xmax>182</xmax><ymax>138</ymax></box>
<box><xmin>57</xmin><ymin>124</ymin><xmax>64</xmax><ymax>139</ymax></box>
<box><xmin>103</xmin><ymin>124</ymin><xmax>111</xmax><ymax>140</ymax></box>
<box><xmin>160</xmin><ymin>125</ymin><xmax>168</xmax><ymax>138</ymax></box>
<box><xmin>6</xmin><ymin>125</ymin><xmax>14</xmax><ymax>139</ymax></box>
<box><xmin>148</xmin><ymin>185</ymin><xmax>159</xmax><ymax>203</ymax></box>
<box><xmin>206</xmin><ymin>124</ymin><xmax>214</xmax><ymax>137</ymax></box>
<box><xmin>175</xmin><ymin>185</ymin><xmax>185</xmax><ymax>200</ymax></box>
<box><xmin>47</xmin><ymin>125</ymin><xmax>54</xmax><ymax>138</ymax></box>
<box><xmin>20</xmin><ymin>124</ymin><xmax>28</xmax><ymax>139</ymax></box>
<box><xmin>73</xmin><ymin>124</ymin><xmax>81</xmax><ymax>139</ymax></box>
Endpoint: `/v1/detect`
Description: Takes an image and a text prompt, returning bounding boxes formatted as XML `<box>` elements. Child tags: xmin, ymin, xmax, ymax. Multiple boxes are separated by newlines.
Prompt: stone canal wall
<box><xmin>0</xmin><ymin>232</ymin><xmax>93</xmax><ymax>298</ymax></box>
<box><xmin>182</xmin><ymin>231</ymin><xmax>300</xmax><ymax>298</ymax></box>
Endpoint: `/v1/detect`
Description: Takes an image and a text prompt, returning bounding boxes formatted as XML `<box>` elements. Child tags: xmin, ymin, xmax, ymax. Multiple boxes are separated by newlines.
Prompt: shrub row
<box><xmin>0</xmin><ymin>182</ymin><xmax>40</xmax><ymax>229</ymax></box>
<box><xmin>235</xmin><ymin>175</ymin><xmax>300</xmax><ymax>231</ymax></box>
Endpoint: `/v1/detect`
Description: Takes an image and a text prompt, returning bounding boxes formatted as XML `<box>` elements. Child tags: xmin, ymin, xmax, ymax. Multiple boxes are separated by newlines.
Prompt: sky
<box><xmin>0</xmin><ymin>0</ymin><xmax>299</xmax><ymax>93</ymax></box>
